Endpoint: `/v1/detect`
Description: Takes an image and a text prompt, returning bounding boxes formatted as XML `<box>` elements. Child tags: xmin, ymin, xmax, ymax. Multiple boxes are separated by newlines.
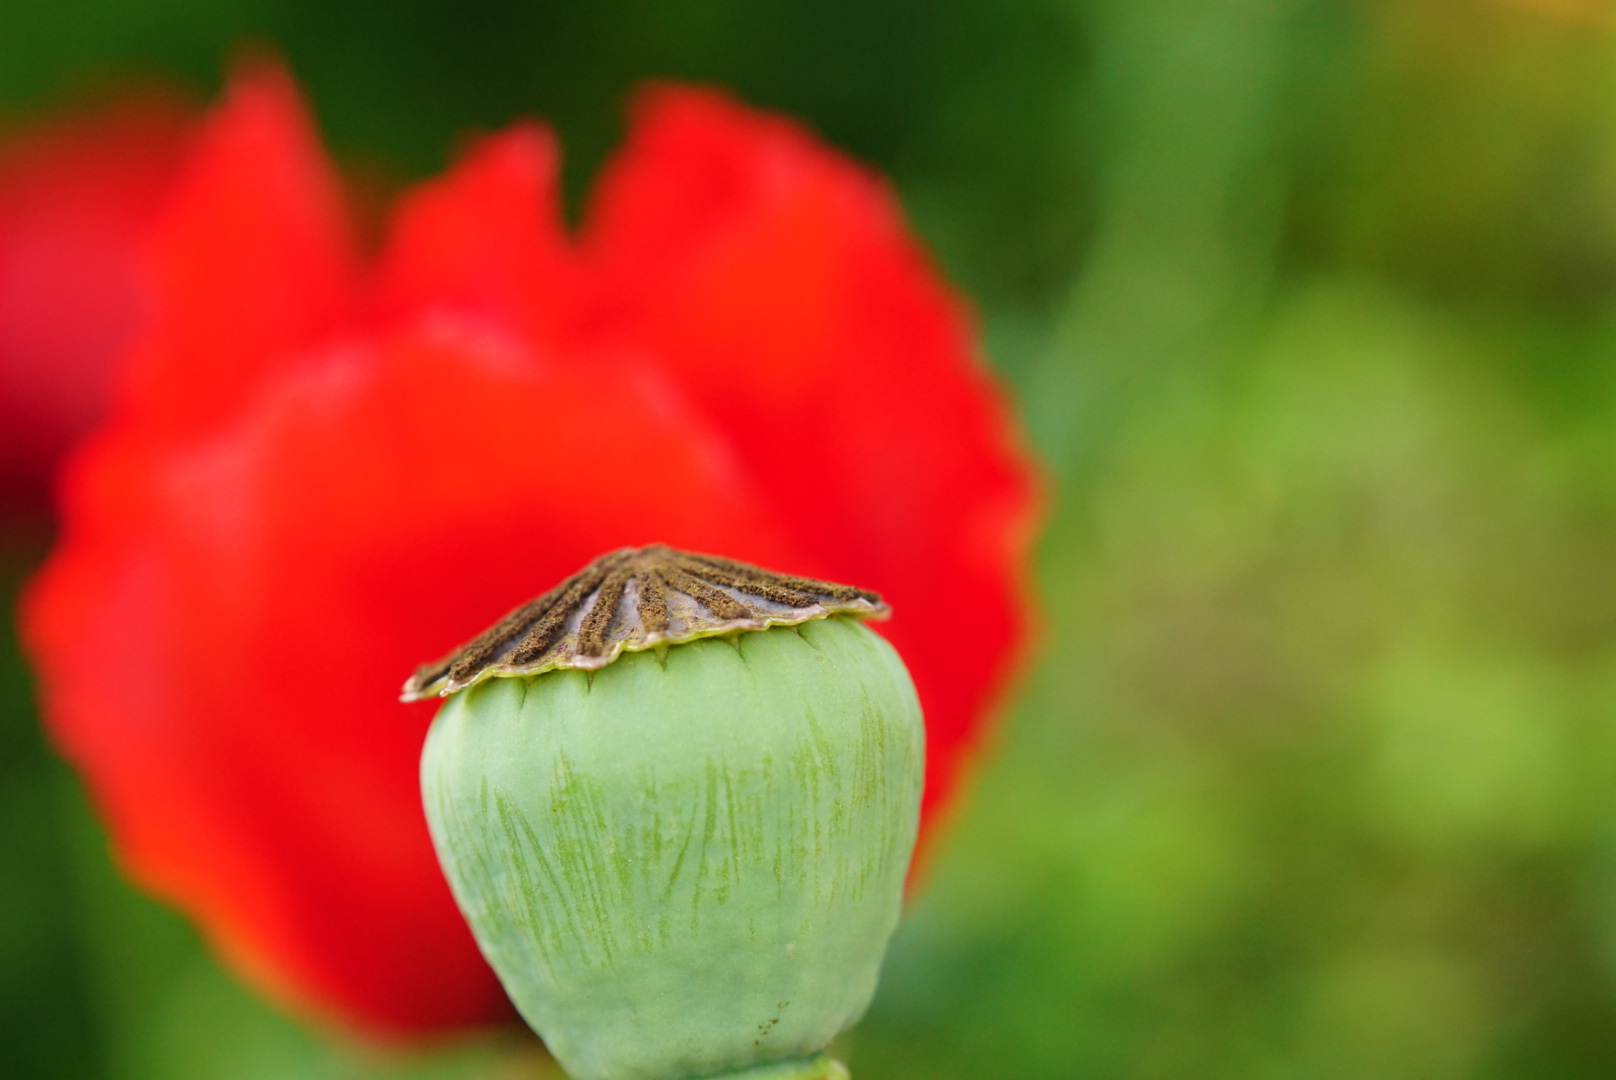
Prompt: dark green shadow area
<box><xmin>0</xmin><ymin>537</ymin><xmax>101</xmax><ymax>1079</ymax></box>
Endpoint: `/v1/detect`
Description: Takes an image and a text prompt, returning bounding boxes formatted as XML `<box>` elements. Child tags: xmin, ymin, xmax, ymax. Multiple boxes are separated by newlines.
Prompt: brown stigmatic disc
<box><xmin>401</xmin><ymin>545</ymin><xmax>889</xmax><ymax>701</ymax></box>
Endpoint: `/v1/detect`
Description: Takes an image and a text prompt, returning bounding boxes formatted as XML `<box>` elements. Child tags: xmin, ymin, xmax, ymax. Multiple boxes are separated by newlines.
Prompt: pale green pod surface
<box><xmin>421</xmin><ymin>614</ymin><xmax>923</xmax><ymax>1080</ymax></box>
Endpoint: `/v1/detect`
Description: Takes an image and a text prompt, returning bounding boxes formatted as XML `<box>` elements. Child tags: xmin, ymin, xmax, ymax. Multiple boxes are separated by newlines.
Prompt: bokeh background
<box><xmin>7</xmin><ymin>0</ymin><xmax>1616</xmax><ymax>1076</ymax></box>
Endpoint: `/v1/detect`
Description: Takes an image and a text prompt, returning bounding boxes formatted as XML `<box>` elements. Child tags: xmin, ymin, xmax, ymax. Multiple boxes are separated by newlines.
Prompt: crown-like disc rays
<box><xmin>402</xmin><ymin>545</ymin><xmax>890</xmax><ymax>701</ymax></box>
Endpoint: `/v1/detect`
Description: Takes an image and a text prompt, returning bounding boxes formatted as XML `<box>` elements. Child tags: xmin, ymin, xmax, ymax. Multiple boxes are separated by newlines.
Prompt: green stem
<box><xmin>699</xmin><ymin>1055</ymin><xmax>849</xmax><ymax>1080</ymax></box>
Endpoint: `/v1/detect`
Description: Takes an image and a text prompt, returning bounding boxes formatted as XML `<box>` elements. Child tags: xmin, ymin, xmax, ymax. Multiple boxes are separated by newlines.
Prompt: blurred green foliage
<box><xmin>6</xmin><ymin>0</ymin><xmax>1616</xmax><ymax>1077</ymax></box>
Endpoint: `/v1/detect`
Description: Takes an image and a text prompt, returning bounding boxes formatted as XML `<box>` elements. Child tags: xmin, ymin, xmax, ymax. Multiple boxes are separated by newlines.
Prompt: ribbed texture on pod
<box><xmin>421</xmin><ymin>616</ymin><xmax>923</xmax><ymax>1080</ymax></box>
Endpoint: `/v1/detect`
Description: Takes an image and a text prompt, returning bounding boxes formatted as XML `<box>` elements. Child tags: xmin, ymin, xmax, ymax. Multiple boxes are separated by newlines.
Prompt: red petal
<box><xmin>582</xmin><ymin>86</ymin><xmax>1041</xmax><ymax>838</ymax></box>
<box><xmin>372</xmin><ymin>125</ymin><xmax>574</xmax><ymax>349</ymax></box>
<box><xmin>122</xmin><ymin>58</ymin><xmax>356</xmax><ymax>442</ymax></box>
<box><xmin>24</xmin><ymin>76</ymin><xmax>1039</xmax><ymax>1040</ymax></box>
<box><xmin>26</xmin><ymin>320</ymin><xmax>799</xmax><ymax>1035</ymax></box>
<box><xmin>0</xmin><ymin>91</ymin><xmax>194</xmax><ymax>510</ymax></box>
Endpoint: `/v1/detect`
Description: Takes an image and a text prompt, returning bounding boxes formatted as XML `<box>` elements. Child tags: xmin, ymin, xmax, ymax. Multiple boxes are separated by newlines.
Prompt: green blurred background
<box><xmin>7</xmin><ymin>0</ymin><xmax>1616</xmax><ymax>1076</ymax></box>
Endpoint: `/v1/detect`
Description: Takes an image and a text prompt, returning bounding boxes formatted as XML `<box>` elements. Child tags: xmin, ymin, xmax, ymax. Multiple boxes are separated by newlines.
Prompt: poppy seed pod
<box><xmin>407</xmin><ymin>546</ymin><xmax>924</xmax><ymax>1080</ymax></box>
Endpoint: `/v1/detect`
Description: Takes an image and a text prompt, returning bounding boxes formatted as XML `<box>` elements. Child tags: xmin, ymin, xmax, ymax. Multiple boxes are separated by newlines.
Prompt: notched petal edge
<box><xmin>401</xmin><ymin>544</ymin><xmax>889</xmax><ymax>701</ymax></box>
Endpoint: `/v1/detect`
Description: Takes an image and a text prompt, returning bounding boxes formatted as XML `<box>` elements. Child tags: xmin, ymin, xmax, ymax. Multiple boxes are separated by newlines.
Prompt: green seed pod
<box><xmin>404</xmin><ymin>546</ymin><xmax>924</xmax><ymax>1080</ymax></box>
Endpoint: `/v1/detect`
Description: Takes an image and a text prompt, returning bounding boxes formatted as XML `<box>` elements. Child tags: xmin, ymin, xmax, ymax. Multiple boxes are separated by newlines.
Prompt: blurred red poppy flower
<box><xmin>23</xmin><ymin>61</ymin><xmax>1039</xmax><ymax>1038</ymax></box>
<box><xmin>0</xmin><ymin>90</ymin><xmax>195</xmax><ymax>513</ymax></box>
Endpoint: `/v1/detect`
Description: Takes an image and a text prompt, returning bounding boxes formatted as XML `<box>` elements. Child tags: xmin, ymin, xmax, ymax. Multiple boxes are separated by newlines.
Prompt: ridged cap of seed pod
<box><xmin>401</xmin><ymin>545</ymin><xmax>889</xmax><ymax>701</ymax></box>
